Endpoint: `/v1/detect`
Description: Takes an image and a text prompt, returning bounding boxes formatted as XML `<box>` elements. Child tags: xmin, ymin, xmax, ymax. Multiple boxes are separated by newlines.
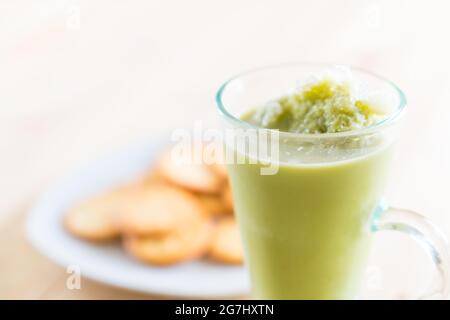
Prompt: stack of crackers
<box><xmin>64</xmin><ymin>146</ymin><xmax>243</xmax><ymax>266</ymax></box>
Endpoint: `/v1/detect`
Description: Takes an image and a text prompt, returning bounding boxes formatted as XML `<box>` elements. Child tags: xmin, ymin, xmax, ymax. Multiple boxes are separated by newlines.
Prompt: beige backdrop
<box><xmin>1</xmin><ymin>0</ymin><xmax>449</xmax><ymax>299</ymax></box>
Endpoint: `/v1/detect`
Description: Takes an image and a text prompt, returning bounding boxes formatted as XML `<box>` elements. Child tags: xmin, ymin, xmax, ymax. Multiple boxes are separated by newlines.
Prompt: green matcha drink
<box><xmin>216</xmin><ymin>65</ymin><xmax>407</xmax><ymax>299</ymax></box>
<box><xmin>225</xmin><ymin>79</ymin><xmax>392</xmax><ymax>299</ymax></box>
<box><xmin>228</xmin><ymin>148</ymin><xmax>391</xmax><ymax>299</ymax></box>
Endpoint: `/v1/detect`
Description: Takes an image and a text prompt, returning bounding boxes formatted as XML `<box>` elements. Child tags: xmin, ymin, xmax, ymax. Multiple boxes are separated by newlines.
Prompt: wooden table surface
<box><xmin>1</xmin><ymin>207</ymin><xmax>166</xmax><ymax>299</ymax></box>
<box><xmin>1</xmin><ymin>0</ymin><xmax>450</xmax><ymax>299</ymax></box>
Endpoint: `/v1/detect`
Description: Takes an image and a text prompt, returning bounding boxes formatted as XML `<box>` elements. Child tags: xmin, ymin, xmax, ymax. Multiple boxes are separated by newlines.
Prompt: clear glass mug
<box><xmin>215</xmin><ymin>63</ymin><xmax>449</xmax><ymax>299</ymax></box>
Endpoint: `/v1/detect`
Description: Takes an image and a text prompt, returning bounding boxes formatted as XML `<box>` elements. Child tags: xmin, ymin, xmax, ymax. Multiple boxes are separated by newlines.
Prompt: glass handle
<box><xmin>372</xmin><ymin>207</ymin><xmax>450</xmax><ymax>299</ymax></box>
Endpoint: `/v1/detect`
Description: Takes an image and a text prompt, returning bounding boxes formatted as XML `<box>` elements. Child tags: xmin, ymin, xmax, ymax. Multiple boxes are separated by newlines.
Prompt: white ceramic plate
<box><xmin>26</xmin><ymin>139</ymin><xmax>250</xmax><ymax>298</ymax></box>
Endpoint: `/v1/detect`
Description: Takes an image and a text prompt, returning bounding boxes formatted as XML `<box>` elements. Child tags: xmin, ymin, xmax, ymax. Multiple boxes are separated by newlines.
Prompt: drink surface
<box><xmin>241</xmin><ymin>79</ymin><xmax>384</xmax><ymax>133</ymax></box>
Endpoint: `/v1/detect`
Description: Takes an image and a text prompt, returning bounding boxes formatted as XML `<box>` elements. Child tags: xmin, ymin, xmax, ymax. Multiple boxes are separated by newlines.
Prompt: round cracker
<box><xmin>140</xmin><ymin>168</ymin><xmax>168</xmax><ymax>186</ymax></box>
<box><xmin>221</xmin><ymin>184</ymin><xmax>234</xmax><ymax>213</ymax></box>
<box><xmin>64</xmin><ymin>186</ymin><xmax>138</xmax><ymax>241</ymax></box>
<box><xmin>209</xmin><ymin>216</ymin><xmax>243</xmax><ymax>264</ymax></box>
<box><xmin>124</xmin><ymin>217</ymin><xmax>214</xmax><ymax>265</ymax></box>
<box><xmin>196</xmin><ymin>193</ymin><xmax>231</xmax><ymax>216</ymax></box>
<box><xmin>119</xmin><ymin>184</ymin><xmax>206</xmax><ymax>236</ymax></box>
<box><xmin>157</xmin><ymin>149</ymin><xmax>224</xmax><ymax>194</ymax></box>
<box><xmin>211</xmin><ymin>163</ymin><xmax>228</xmax><ymax>179</ymax></box>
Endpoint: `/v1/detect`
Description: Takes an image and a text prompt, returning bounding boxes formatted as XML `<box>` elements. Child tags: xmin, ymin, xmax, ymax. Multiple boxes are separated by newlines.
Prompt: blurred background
<box><xmin>1</xmin><ymin>0</ymin><xmax>450</xmax><ymax>299</ymax></box>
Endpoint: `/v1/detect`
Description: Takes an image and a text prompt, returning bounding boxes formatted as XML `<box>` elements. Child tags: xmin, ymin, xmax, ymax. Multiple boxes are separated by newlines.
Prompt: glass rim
<box><xmin>215</xmin><ymin>62</ymin><xmax>407</xmax><ymax>139</ymax></box>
